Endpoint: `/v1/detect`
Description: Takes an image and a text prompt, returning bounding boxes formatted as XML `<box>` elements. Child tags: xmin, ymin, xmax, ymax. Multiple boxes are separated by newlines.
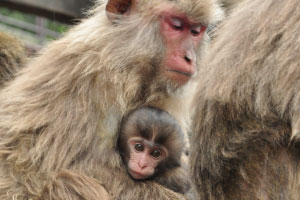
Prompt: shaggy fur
<box><xmin>39</xmin><ymin>170</ymin><xmax>112</xmax><ymax>200</ymax></box>
<box><xmin>191</xmin><ymin>0</ymin><xmax>300</xmax><ymax>199</ymax></box>
<box><xmin>0</xmin><ymin>32</ymin><xmax>25</xmax><ymax>88</ymax></box>
<box><xmin>0</xmin><ymin>0</ymin><xmax>223</xmax><ymax>199</ymax></box>
<box><xmin>219</xmin><ymin>0</ymin><xmax>243</xmax><ymax>14</ymax></box>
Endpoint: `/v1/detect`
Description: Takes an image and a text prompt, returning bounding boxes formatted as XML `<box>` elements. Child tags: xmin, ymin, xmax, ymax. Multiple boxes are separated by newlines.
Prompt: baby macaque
<box><xmin>118</xmin><ymin>106</ymin><xmax>189</xmax><ymax>193</ymax></box>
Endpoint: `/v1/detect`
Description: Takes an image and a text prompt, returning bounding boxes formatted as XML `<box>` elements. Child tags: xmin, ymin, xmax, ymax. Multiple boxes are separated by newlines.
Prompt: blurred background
<box><xmin>0</xmin><ymin>0</ymin><xmax>93</xmax><ymax>53</ymax></box>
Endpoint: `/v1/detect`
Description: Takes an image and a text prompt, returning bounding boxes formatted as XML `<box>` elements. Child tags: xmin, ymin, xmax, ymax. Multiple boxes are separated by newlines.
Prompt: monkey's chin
<box><xmin>165</xmin><ymin>69</ymin><xmax>192</xmax><ymax>85</ymax></box>
<box><xmin>128</xmin><ymin>170</ymin><xmax>149</xmax><ymax>180</ymax></box>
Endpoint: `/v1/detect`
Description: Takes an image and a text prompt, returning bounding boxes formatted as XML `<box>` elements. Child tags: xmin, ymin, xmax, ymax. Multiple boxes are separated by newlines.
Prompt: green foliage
<box><xmin>47</xmin><ymin>21</ymin><xmax>68</xmax><ymax>33</ymax></box>
<box><xmin>0</xmin><ymin>7</ymin><xmax>35</xmax><ymax>23</ymax></box>
<box><xmin>0</xmin><ymin>7</ymin><xmax>68</xmax><ymax>33</ymax></box>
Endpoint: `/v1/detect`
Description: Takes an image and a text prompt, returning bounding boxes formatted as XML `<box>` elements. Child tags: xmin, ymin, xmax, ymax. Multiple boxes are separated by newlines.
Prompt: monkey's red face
<box><xmin>127</xmin><ymin>137</ymin><xmax>168</xmax><ymax>180</ymax></box>
<box><xmin>160</xmin><ymin>12</ymin><xmax>207</xmax><ymax>85</ymax></box>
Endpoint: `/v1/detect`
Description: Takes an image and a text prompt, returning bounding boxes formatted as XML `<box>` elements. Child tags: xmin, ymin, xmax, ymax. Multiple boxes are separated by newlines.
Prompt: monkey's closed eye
<box><xmin>191</xmin><ymin>26</ymin><xmax>202</xmax><ymax>36</ymax></box>
<box><xmin>169</xmin><ymin>17</ymin><xmax>183</xmax><ymax>30</ymax></box>
<box><xmin>151</xmin><ymin>149</ymin><xmax>162</xmax><ymax>158</ymax></box>
<box><xmin>191</xmin><ymin>30</ymin><xmax>200</xmax><ymax>35</ymax></box>
<box><xmin>135</xmin><ymin>143</ymin><xmax>144</xmax><ymax>152</ymax></box>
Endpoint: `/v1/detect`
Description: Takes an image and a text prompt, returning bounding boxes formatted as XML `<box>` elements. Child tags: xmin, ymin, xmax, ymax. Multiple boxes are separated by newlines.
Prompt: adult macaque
<box><xmin>118</xmin><ymin>106</ymin><xmax>189</xmax><ymax>194</ymax></box>
<box><xmin>0</xmin><ymin>32</ymin><xmax>25</xmax><ymax>88</ymax></box>
<box><xmin>0</xmin><ymin>0</ymin><xmax>223</xmax><ymax>199</ymax></box>
<box><xmin>191</xmin><ymin>0</ymin><xmax>300</xmax><ymax>199</ymax></box>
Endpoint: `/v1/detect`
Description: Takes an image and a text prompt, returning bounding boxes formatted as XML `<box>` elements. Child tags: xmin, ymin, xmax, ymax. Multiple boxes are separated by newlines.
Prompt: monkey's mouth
<box><xmin>128</xmin><ymin>169</ymin><xmax>148</xmax><ymax>180</ymax></box>
<box><xmin>165</xmin><ymin>69</ymin><xmax>192</xmax><ymax>85</ymax></box>
<box><xmin>167</xmin><ymin>69</ymin><xmax>192</xmax><ymax>77</ymax></box>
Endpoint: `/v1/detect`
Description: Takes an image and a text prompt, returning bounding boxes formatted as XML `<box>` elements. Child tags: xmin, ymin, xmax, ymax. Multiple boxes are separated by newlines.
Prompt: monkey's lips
<box><xmin>128</xmin><ymin>169</ymin><xmax>149</xmax><ymax>180</ymax></box>
<box><xmin>165</xmin><ymin>69</ymin><xmax>192</xmax><ymax>85</ymax></box>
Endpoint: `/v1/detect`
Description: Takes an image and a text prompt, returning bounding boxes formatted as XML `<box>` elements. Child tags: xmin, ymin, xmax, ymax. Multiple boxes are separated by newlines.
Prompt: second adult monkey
<box><xmin>118</xmin><ymin>106</ymin><xmax>189</xmax><ymax>194</ymax></box>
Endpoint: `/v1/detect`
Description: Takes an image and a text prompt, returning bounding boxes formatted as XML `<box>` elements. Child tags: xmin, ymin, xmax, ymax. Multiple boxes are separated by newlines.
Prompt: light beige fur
<box><xmin>219</xmin><ymin>0</ymin><xmax>244</xmax><ymax>14</ymax></box>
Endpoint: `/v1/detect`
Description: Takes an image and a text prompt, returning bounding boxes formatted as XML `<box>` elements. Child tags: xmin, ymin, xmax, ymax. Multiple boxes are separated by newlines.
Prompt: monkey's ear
<box><xmin>106</xmin><ymin>0</ymin><xmax>133</xmax><ymax>21</ymax></box>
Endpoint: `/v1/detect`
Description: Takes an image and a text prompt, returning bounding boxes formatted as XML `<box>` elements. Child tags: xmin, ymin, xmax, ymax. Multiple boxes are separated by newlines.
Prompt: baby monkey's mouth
<box><xmin>128</xmin><ymin>169</ymin><xmax>147</xmax><ymax>180</ymax></box>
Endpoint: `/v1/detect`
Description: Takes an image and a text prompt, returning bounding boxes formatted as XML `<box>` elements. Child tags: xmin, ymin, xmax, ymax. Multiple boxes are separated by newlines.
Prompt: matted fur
<box><xmin>0</xmin><ymin>32</ymin><xmax>25</xmax><ymax>88</ymax></box>
<box><xmin>191</xmin><ymin>0</ymin><xmax>300</xmax><ymax>199</ymax></box>
<box><xmin>0</xmin><ymin>0</ymin><xmax>223</xmax><ymax>199</ymax></box>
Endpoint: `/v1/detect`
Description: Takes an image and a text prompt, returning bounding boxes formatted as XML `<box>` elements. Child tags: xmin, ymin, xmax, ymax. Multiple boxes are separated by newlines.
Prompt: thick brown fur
<box><xmin>0</xmin><ymin>32</ymin><xmax>25</xmax><ymax>88</ymax></box>
<box><xmin>191</xmin><ymin>0</ymin><xmax>300</xmax><ymax>199</ymax></box>
<box><xmin>0</xmin><ymin>0</ymin><xmax>223</xmax><ymax>199</ymax></box>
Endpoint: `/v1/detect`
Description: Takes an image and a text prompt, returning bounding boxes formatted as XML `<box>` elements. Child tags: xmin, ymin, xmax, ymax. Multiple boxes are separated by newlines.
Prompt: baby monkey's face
<box><xmin>118</xmin><ymin>106</ymin><xmax>185</xmax><ymax>180</ymax></box>
<box><xmin>127</xmin><ymin>136</ymin><xmax>168</xmax><ymax>180</ymax></box>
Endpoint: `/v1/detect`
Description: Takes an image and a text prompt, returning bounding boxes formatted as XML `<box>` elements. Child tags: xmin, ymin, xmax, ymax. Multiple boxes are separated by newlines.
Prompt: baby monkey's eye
<box><xmin>134</xmin><ymin>143</ymin><xmax>144</xmax><ymax>152</ymax></box>
<box><xmin>151</xmin><ymin>149</ymin><xmax>162</xmax><ymax>158</ymax></box>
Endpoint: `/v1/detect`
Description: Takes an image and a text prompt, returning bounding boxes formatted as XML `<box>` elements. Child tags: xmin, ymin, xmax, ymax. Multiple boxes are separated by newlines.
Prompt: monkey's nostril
<box><xmin>184</xmin><ymin>55</ymin><xmax>192</xmax><ymax>63</ymax></box>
